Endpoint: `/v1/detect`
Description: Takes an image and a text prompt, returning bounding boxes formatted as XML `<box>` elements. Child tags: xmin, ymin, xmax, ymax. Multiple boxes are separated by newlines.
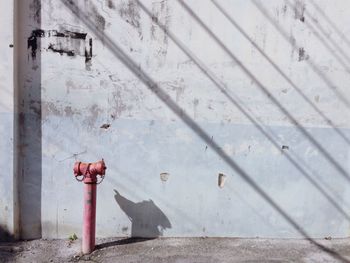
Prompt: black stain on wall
<box><xmin>47</xmin><ymin>44</ymin><xmax>75</xmax><ymax>56</ymax></box>
<box><xmin>27</xmin><ymin>29</ymin><xmax>93</xmax><ymax>69</ymax></box>
<box><xmin>27</xmin><ymin>29</ymin><xmax>45</xmax><ymax>59</ymax></box>
<box><xmin>100</xmin><ymin>123</ymin><xmax>111</xmax><ymax>129</ymax></box>
<box><xmin>85</xmin><ymin>38</ymin><xmax>93</xmax><ymax>70</ymax></box>
<box><xmin>107</xmin><ymin>0</ymin><xmax>116</xmax><ymax>9</ymax></box>
<box><xmin>54</xmin><ymin>30</ymin><xmax>87</xmax><ymax>39</ymax></box>
<box><xmin>30</xmin><ymin>29</ymin><xmax>87</xmax><ymax>39</ymax></box>
<box><xmin>298</xmin><ymin>47</ymin><xmax>309</xmax><ymax>61</ymax></box>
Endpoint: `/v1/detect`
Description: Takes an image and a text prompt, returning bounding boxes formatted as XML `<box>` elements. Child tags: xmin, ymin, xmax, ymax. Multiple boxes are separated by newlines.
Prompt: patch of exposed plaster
<box><xmin>160</xmin><ymin>172</ymin><xmax>170</xmax><ymax>182</ymax></box>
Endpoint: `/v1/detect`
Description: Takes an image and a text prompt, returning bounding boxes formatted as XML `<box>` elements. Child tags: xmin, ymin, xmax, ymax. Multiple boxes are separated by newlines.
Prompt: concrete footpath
<box><xmin>1</xmin><ymin>237</ymin><xmax>350</xmax><ymax>263</ymax></box>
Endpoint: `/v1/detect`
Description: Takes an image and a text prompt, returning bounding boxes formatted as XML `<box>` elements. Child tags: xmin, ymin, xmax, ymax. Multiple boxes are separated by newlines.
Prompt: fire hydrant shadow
<box><xmin>96</xmin><ymin>190</ymin><xmax>171</xmax><ymax>250</ymax></box>
<box><xmin>114</xmin><ymin>189</ymin><xmax>172</xmax><ymax>238</ymax></box>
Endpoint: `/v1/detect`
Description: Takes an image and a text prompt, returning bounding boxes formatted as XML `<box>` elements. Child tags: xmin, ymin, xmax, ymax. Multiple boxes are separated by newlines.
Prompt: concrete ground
<box><xmin>1</xmin><ymin>237</ymin><xmax>350</xmax><ymax>263</ymax></box>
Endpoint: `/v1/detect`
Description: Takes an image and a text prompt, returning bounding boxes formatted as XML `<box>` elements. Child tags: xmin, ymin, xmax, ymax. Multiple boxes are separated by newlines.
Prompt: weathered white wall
<box><xmin>0</xmin><ymin>0</ymin><xmax>18</xmax><ymax>241</ymax></box>
<box><xmin>2</xmin><ymin>0</ymin><xmax>350</xmax><ymax>239</ymax></box>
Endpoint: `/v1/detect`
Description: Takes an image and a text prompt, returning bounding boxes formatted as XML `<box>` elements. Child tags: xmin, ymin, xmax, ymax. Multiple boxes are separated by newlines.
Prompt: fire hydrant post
<box><xmin>73</xmin><ymin>159</ymin><xmax>106</xmax><ymax>254</ymax></box>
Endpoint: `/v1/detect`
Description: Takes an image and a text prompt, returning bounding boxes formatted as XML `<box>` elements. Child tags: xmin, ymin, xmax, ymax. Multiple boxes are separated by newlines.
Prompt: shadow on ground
<box><xmin>95</xmin><ymin>237</ymin><xmax>154</xmax><ymax>250</ymax></box>
<box><xmin>0</xmin><ymin>227</ymin><xmax>19</xmax><ymax>263</ymax></box>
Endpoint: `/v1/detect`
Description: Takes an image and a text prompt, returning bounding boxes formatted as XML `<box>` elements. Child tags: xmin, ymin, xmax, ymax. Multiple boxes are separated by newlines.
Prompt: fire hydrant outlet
<box><xmin>73</xmin><ymin>159</ymin><xmax>106</xmax><ymax>254</ymax></box>
<box><xmin>74</xmin><ymin>159</ymin><xmax>107</xmax><ymax>184</ymax></box>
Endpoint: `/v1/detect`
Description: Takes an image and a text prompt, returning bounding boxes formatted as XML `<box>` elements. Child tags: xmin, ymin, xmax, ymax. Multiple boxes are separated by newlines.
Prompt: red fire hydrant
<box><xmin>73</xmin><ymin>159</ymin><xmax>107</xmax><ymax>254</ymax></box>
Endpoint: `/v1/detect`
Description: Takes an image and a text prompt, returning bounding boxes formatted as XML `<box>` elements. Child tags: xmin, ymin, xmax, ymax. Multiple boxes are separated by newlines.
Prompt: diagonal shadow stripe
<box><xmin>298</xmin><ymin>0</ymin><xmax>350</xmax><ymax>67</ymax></box>
<box><xmin>310</xmin><ymin>0</ymin><xmax>350</xmax><ymax>51</ymax></box>
<box><xmin>61</xmin><ymin>1</ymin><xmax>349</xmax><ymax>261</ymax></box>
<box><xmin>135</xmin><ymin>0</ymin><xmax>350</xmax><ymax>221</ymax></box>
<box><xmin>177</xmin><ymin>0</ymin><xmax>350</xmax><ymax>185</ymax></box>
<box><xmin>211</xmin><ymin>0</ymin><xmax>350</xmax><ymax>146</ymax></box>
<box><xmin>286</xmin><ymin>0</ymin><xmax>350</xmax><ymax>73</ymax></box>
<box><xmin>252</xmin><ymin>0</ymin><xmax>350</xmax><ymax>110</ymax></box>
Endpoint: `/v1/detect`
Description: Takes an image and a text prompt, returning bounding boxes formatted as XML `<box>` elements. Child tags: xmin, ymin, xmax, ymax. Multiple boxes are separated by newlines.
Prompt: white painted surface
<box><xmin>0</xmin><ymin>0</ymin><xmax>17</xmax><ymax>240</ymax></box>
<box><xmin>2</xmin><ymin>0</ymin><xmax>350</xmax><ymax>239</ymax></box>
